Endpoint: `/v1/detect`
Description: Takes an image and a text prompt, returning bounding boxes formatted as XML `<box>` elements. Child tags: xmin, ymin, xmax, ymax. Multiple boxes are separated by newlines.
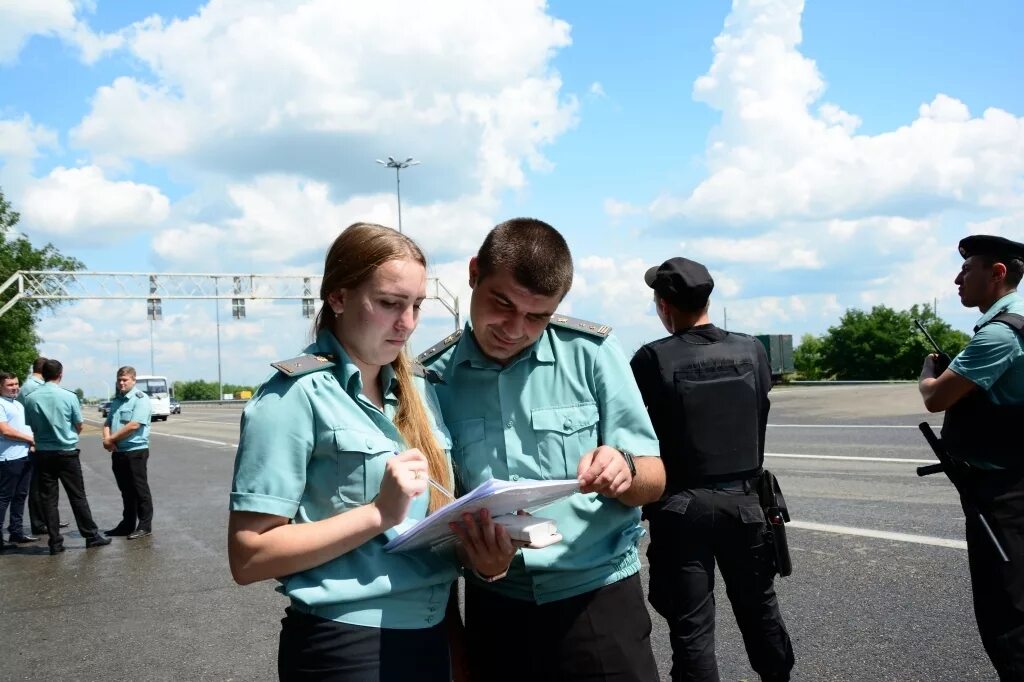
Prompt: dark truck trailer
<box><xmin>755</xmin><ymin>334</ymin><xmax>794</xmax><ymax>382</ymax></box>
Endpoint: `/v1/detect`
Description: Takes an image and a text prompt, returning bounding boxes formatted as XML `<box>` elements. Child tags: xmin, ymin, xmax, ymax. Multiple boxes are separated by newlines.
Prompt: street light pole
<box><xmin>375</xmin><ymin>156</ymin><xmax>420</xmax><ymax>233</ymax></box>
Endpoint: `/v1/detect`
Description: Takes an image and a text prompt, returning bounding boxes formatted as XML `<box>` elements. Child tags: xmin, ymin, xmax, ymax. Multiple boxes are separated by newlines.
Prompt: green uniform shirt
<box><xmin>17</xmin><ymin>375</ymin><xmax>44</xmax><ymax>405</ymax></box>
<box><xmin>106</xmin><ymin>389</ymin><xmax>152</xmax><ymax>452</ymax></box>
<box><xmin>230</xmin><ymin>330</ymin><xmax>457</xmax><ymax>629</ymax></box>
<box><xmin>425</xmin><ymin>323</ymin><xmax>661</xmax><ymax>604</ymax></box>
<box><xmin>23</xmin><ymin>383</ymin><xmax>82</xmax><ymax>451</ymax></box>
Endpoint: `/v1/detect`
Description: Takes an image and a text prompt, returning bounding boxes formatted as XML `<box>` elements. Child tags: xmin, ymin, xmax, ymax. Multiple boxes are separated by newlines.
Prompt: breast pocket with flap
<box><xmin>531</xmin><ymin>402</ymin><xmax>600</xmax><ymax>480</ymax></box>
<box><xmin>332</xmin><ymin>428</ymin><xmax>395</xmax><ymax>506</ymax></box>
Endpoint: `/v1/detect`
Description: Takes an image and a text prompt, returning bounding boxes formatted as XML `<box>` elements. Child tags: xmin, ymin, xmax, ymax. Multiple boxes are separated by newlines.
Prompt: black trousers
<box><xmin>962</xmin><ymin>469</ymin><xmax>1024</xmax><ymax>681</ymax></box>
<box><xmin>27</xmin><ymin>450</ymin><xmax>53</xmax><ymax>534</ymax></box>
<box><xmin>35</xmin><ymin>450</ymin><xmax>101</xmax><ymax>548</ymax></box>
<box><xmin>465</xmin><ymin>573</ymin><xmax>660</xmax><ymax>682</ymax></box>
<box><xmin>278</xmin><ymin>608</ymin><xmax>450</xmax><ymax>682</ymax></box>
<box><xmin>111</xmin><ymin>448</ymin><xmax>153</xmax><ymax>531</ymax></box>
<box><xmin>647</xmin><ymin>487</ymin><xmax>794</xmax><ymax>682</ymax></box>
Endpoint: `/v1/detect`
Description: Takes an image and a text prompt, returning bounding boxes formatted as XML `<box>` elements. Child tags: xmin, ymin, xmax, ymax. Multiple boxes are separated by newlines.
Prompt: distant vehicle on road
<box><xmin>135</xmin><ymin>375</ymin><xmax>173</xmax><ymax>421</ymax></box>
<box><xmin>99</xmin><ymin>400</ymin><xmax>112</xmax><ymax>417</ymax></box>
<box><xmin>755</xmin><ymin>334</ymin><xmax>795</xmax><ymax>383</ymax></box>
<box><xmin>170</xmin><ymin>398</ymin><xmax>181</xmax><ymax>415</ymax></box>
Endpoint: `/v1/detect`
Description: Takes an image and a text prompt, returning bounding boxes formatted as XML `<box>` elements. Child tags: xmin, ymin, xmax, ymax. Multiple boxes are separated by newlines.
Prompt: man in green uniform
<box><xmin>420</xmin><ymin>218</ymin><xmax>666</xmax><ymax>681</ymax></box>
<box><xmin>919</xmin><ymin>235</ymin><xmax>1024</xmax><ymax>679</ymax></box>
<box><xmin>18</xmin><ymin>356</ymin><xmax>55</xmax><ymax>536</ymax></box>
<box><xmin>103</xmin><ymin>366</ymin><xmax>154</xmax><ymax>539</ymax></box>
<box><xmin>22</xmin><ymin>359</ymin><xmax>110</xmax><ymax>554</ymax></box>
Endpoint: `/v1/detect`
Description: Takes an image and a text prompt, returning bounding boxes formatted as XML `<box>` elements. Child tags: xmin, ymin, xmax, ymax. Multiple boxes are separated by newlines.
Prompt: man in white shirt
<box><xmin>0</xmin><ymin>372</ymin><xmax>38</xmax><ymax>551</ymax></box>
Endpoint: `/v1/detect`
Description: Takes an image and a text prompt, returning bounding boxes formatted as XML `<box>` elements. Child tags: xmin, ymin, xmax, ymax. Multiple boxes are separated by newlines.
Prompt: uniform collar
<box><xmin>444</xmin><ymin>322</ymin><xmax>554</xmax><ymax>380</ymax></box>
<box><xmin>974</xmin><ymin>291</ymin><xmax>1020</xmax><ymax>331</ymax></box>
<box><xmin>313</xmin><ymin>329</ymin><xmax>399</xmax><ymax>402</ymax></box>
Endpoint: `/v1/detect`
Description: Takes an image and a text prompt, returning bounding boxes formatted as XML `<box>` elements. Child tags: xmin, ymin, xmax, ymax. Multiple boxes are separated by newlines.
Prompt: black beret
<box><xmin>644</xmin><ymin>257</ymin><xmax>714</xmax><ymax>310</ymax></box>
<box><xmin>959</xmin><ymin>235</ymin><xmax>1024</xmax><ymax>261</ymax></box>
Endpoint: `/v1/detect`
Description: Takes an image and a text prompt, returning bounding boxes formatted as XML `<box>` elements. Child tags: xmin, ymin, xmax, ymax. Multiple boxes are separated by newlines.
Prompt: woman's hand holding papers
<box><xmin>451</xmin><ymin>508</ymin><xmax>516</xmax><ymax>581</ymax></box>
<box><xmin>372</xmin><ymin>449</ymin><xmax>429</xmax><ymax>528</ymax></box>
<box><xmin>577</xmin><ymin>446</ymin><xmax>634</xmax><ymax>498</ymax></box>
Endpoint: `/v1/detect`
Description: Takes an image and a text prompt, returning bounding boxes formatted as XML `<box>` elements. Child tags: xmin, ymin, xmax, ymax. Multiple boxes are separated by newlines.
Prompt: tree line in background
<box><xmin>793</xmin><ymin>303</ymin><xmax>970</xmax><ymax>380</ymax></box>
<box><xmin>173</xmin><ymin>380</ymin><xmax>259</xmax><ymax>401</ymax></box>
<box><xmin>0</xmin><ymin>188</ymin><xmax>83</xmax><ymax>376</ymax></box>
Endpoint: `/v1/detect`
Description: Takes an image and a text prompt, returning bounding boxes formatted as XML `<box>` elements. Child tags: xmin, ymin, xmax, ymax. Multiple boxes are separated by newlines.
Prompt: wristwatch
<box><xmin>618</xmin><ymin>447</ymin><xmax>637</xmax><ymax>477</ymax></box>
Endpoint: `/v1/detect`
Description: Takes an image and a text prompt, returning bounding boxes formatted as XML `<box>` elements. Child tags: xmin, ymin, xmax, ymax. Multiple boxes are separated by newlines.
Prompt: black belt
<box><xmin>703</xmin><ymin>477</ymin><xmax>757</xmax><ymax>492</ymax></box>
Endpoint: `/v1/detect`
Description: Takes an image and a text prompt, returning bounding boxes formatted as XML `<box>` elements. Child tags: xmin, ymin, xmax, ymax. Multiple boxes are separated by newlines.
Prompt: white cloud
<box><xmin>0</xmin><ymin>115</ymin><xmax>59</xmax><ymax>198</ymax></box>
<box><xmin>649</xmin><ymin>0</ymin><xmax>1024</xmax><ymax>226</ymax></box>
<box><xmin>687</xmin><ymin>234</ymin><xmax>822</xmax><ymax>270</ymax></box>
<box><xmin>20</xmin><ymin>166</ymin><xmax>170</xmax><ymax>243</ymax></box>
<box><xmin>604</xmin><ymin>198</ymin><xmax>642</xmax><ymax>219</ymax></box>
<box><xmin>72</xmin><ymin>1</ymin><xmax>576</xmax><ymax>201</ymax></box>
<box><xmin>589</xmin><ymin>82</ymin><xmax>606</xmax><ymax>98</ymax></box>
<box><xmin>0</xmin><ymin>0</ymin><xmax>122</xmax><ymax>65</ymax></box>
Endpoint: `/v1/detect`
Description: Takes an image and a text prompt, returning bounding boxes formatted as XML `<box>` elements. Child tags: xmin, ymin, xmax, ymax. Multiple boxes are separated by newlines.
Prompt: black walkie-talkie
<box><xmin>913</xmin><ymin>318</ymin><xmax>952</xmax><ymax>369</ymax></box>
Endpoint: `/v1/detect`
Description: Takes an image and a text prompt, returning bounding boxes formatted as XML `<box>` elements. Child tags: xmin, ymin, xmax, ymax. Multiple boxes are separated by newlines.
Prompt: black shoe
<box><xmin>127</xmin><ymin>529</ymin><xmax>152</xmax><ymax>540</ymax></box>
<box><xmin>105</xmin><ymin>526</ymin><xmax>134</xmax><ymax>537</ymax></box>
<box><xmin>10</xmin><ymin>534</ymin><xmax>39</xmax><ymax>544</ymax></box>
<box><xmin>49</xmin><ymin>545</ymin><xmax>65</xmax><ymax>555</ymax></box>
<box><xmin>58</xmin><ymin>522</ymin><xmax>69</xmax><ymax>529</ymax></box>
<box><xmin>85</xmin><ymin>534</ymin><xmax>112</xmax><ymax>548</ymax></box>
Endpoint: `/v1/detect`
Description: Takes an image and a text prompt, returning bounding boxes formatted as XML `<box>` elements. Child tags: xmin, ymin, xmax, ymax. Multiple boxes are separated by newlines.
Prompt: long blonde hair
<box><xmin>316</xmin><ymin>222</ymin><xmax>451</xmax><ymax>512</ymax></box>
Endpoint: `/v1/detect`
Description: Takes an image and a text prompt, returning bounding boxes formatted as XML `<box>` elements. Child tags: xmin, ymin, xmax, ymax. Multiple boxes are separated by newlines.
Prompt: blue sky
<box><xmin>1</xmin><ymin>0</ymin><xmax>1022</xmax><ymax>397</ymax></box>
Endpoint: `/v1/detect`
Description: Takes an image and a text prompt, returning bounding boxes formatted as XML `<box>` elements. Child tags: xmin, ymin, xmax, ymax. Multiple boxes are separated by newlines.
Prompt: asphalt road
<box><xmin>0</xmin><ymin>384</ymin><xmax>996</xmax><ymax>681</ymax></box>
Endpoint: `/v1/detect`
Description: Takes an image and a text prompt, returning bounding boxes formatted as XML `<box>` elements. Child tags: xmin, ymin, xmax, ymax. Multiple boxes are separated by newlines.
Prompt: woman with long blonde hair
<box><xmin>228</xmin><ymin>223</ymin><xmax>513</xmax><ymax>681</ymax></box>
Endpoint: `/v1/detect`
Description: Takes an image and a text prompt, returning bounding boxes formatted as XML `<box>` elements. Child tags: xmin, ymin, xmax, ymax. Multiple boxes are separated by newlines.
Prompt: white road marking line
<box><xmin>769</xmin><ymin>424</ymin><xmax>940</xmax><ymax>429</ymax></box>
<box><xmin>152</xmin><ymin>432</ymin><xmax>238</xmax><ymax>448</ymax></box>
<box><xmin>789</xmin><ymin>520</ymin><xmax>967</xmax><ymax>550</ymax></box>
<box><xmin>766</xmin><ymin>452</ymin><xmax>935</xmax><ymax>464</ymax></box>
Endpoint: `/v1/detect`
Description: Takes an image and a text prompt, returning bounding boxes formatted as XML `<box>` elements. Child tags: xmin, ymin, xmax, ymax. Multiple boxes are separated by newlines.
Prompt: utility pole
<box><xmin>375</xmin><ymin>157</ymin><xmax>420</xmax><ymax>233</ymax></box>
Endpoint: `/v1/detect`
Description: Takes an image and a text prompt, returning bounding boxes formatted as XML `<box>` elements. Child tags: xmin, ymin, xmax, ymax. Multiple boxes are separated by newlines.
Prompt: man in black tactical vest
<box><xmin>630</xmin><ymin>257</ymin><xmax>794</xmax><ymax>682</ymax></box>
<box><xmin>918</xmin><ymin>235</ymin><xmax>1024</xmax><ymax>681</ymax></box>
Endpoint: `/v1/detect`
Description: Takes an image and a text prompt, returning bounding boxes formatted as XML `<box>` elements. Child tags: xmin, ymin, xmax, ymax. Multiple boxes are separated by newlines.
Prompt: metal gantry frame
<box><xmin>0</xmin><ymin>270</ymin><xmax>461</xmax><ymax>329</ymax></box>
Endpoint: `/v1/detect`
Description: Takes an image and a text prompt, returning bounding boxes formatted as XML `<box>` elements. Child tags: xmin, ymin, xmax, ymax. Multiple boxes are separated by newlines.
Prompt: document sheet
<box><xmin>383</xmin><ymin>478</ymin><xmax>579</xmax><ymax>552</ymax></box>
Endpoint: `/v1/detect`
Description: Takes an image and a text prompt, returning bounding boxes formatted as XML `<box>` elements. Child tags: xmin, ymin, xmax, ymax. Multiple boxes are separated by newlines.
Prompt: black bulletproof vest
<box><xmin>646</xmin><ymin>328</ymin><xmax>765</xmax><ymax>489</ymax></box>
<box><xmin>941</xmin><ymin>312</ymin><xmax>1024</xmax><ymax>470</ymax></box>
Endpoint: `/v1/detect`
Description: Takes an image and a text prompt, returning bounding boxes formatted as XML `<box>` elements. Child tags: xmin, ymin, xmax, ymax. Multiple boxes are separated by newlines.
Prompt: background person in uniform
<box><xmin>0</xmin><ymin>372</ymin><xmax>37</xmax><ymax>550</ymax></box>
<box><xmin>103</xmin><ymin>366</ymin><xmax>154</xmax><ymax>540</ymax></box>
<box><xmin>22</xmin><ymin>359</ymin><xmax>111</xmax><ymax>555</ymax></box>
<box><xmin>630</xmin><ymin>257</ymin><xmax>794</xmax><ymax>682</ymax></box>
<box><xmin>18</xmin><ymin>356</ymin><xmax>58</xmax><ymax>536</ymax></box>
<box><xmin>228</xmin><ymin>222</ymin><xmax>513</xmax><ymax>682</ymax></box>
<box><xmin>919</xmin><ymin>235</ymin><xmax>1024</xmax><ymax>680</ymax></box>
<box><xmin>420</xmin><ymin>218</ymin><xmax>666</xmax><ymax>682</ymax></box>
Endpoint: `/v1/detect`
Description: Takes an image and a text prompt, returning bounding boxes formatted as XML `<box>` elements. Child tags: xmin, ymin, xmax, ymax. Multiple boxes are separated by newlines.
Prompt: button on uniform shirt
<box><xmin>23</xmin><ymin>383</ymin><xmax>82</xmax><ymax>451</ymax></box>
<box><xmin>16</xmin><ymin>375</ymin><xmax>43</xmax><ymax>405</ymax></box>
<box><xmin>425</xmin><ymin>324</ymin><xmax>661</xmax><ymax>604</ymax></box>
<box><xmin>0</xmin><ymin>396</ymin><xmax>32</xmax><ymax>462</ymax></box>
<box><xmin>106</xmin><ymin>389</ymin><xmax>152</xmax><ymax>451</ymax></box>
<box><xmin>231</xmin><ymin>329</ymin><xmax>457</xmax><ymax>629</ymax></box>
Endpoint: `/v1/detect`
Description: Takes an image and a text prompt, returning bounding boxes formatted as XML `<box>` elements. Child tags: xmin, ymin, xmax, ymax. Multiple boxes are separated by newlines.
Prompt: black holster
<box><xmin>756</xmin><ymin>469</ymin><xmax>792</xmax><ymax>577</ymax></box>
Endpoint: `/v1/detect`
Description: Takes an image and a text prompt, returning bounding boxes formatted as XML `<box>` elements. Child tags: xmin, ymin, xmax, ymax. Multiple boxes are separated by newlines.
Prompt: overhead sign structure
<box><xmin>0</xmin><ymin>270</ymin><xmax>460</xmax><ymax>329</ymax></box>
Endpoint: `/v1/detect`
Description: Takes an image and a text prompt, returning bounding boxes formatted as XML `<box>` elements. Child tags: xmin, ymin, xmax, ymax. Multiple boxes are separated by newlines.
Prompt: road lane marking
<box><xmin>769</xmin><ymin>424</ymin><xmax>941</xmax><ymax>429</ymax></box>
<box><xmin>153</xmin><ymin>432</ymin><xmax>238</xmax><ymax>448</ymax></box>
<box><xmin>789</xmin><ymin>520</ymin><xmax>967</xmax><ymax>550</ymax></box>
<box><xmin>766</xmin><ymin>452</ymin><xmax>935</xmax><ymax>464</ymax></box>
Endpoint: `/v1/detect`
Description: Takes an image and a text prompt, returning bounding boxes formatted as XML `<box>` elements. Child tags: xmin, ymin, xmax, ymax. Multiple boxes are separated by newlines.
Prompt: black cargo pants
<box><xmin>647</xmin><ymin>485</ymin><xmax>794</xmax><ymax>682</ymax></box>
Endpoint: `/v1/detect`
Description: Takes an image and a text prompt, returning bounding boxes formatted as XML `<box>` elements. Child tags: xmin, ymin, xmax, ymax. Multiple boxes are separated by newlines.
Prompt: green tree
<box><xmin>0</xmin><ymin>188</ymin><xmax>84</xmax><ymax>376</ymax></box>
<box><xmin>813</xmin><ymin>303</ymin><xmax>969</xmax><ymax>380</ymax></box>
<box><xmin>793</xmin><ymin>333</ymin><xmax>827</xmax><ymax>380</ymax></box>
<box><xmin>173</xmin><ymin>379</ymin><xmax>220</xmax><ymax>401</ymax></box>
<box><xmin>74</xmin><ymin>387</ymin><xmax>85</xmax><ymax>403</ymax></box>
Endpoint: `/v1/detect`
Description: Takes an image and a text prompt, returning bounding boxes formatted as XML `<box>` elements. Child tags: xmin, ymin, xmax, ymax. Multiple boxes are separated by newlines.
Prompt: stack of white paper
<box><xmin>383</xmin><ymin>478</ymin><xmax>580</xmax><ymax>552</ymax></box>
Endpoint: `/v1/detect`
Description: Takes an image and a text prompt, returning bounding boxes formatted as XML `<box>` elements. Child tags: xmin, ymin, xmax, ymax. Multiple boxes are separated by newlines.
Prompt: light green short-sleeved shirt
<box><xmin>23</xmin><ymin>383</ymin><xmax>82</xmax><ymax>451</ymax></box>
<box><xmin>949</xmin><ymin>292</ymin><xmax>1024</xmax><ymax>406</ymax></box>
<box><xmin>17</xmin><ymin>375</ymin><xmax>44</xmax><ymax>405</ymax></box>
<box><xmin>425</xmin><ymin>323</ymin><xmax>661</xmax><ymax>604</ymax></box>
<box><xmin>230</xmin><ymin>330</ymin><xmax>457</xmax><ymax>629</ymax></box>
<box><xmin>106</xmin><ymin>389</ymin><xmax>152</xmax><ymax>452</ymax></box>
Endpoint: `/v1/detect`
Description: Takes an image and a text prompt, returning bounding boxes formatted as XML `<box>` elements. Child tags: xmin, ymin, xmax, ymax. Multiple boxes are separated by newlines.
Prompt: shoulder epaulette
<box><xmin>417</xmin><ymin>329</ymin><xmax>463</xmax><ymax>364</ymax></box>
<box><xmin>410</xmin><ymin>363</ymin><xmax>445</xmax><ymax>384</ymax></box>
<box><xmin>271</xmin><ymin>353</ymin><xmax>337</xmax><ymax>377</ymax></box>
<box><xmin>549</xmin><ymin>314</ymin><xmax>612</xmax><ymax>338</ymax></box>
<box><xmin>134</xmin><ymin>390</ymin><xmax>146</xmax><ymax>399</ymax></box>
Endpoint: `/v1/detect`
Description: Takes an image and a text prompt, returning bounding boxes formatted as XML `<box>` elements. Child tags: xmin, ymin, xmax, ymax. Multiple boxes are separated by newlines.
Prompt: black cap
<box><xmin>959</xmin><ymin>235</ymin><xmax>1024</xmax><ymax>261</ymax></box>
<box><xmin>644</xmin><ymin>257</ymin><xmax>714</xmax><ymax>310</ymax></box>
